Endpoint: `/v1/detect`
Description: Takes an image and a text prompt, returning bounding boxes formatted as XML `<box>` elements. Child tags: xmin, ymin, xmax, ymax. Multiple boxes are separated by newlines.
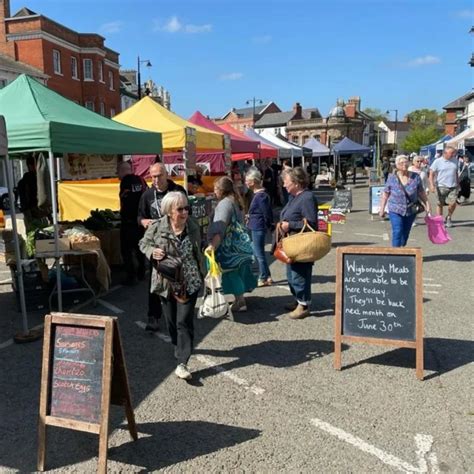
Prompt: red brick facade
<box><xmin>214</xmin><ymin>102</ymin><xmax>281</xmax><ymax>131</ymax></box>
<box><xmin>0</xmin><ymin>0</ymin><xmax>121</xmax><ymax>115</ymax></box>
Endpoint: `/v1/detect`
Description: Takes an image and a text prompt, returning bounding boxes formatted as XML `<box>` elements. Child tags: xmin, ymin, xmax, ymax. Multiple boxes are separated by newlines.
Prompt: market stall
<box><xmin>0</xmin><ymin>74</ymin><xmax>163</xmax><ymax>337</ymax></box>
<box><xmin>419</xmin><ymin>134</ymin><xmax>451</xmax><ymax>164</ymax></box>
<box><xmin>332</xmin><ymin>137</ymin><xmax>372</xmax><ymax>183</ymax></box>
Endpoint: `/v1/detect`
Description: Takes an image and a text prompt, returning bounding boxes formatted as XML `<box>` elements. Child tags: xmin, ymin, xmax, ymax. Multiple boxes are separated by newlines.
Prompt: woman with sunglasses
<box><xmin>140</xmin><ymin>191</ymin><xmax>205</xmax><ymax>381</ymax></box>
<box><xmin>408</xmin><ymin>155</ymin><xmax>429</xmax><ymax>226</ymax></box>
<box><xmin>379</xmin><ymin>155</ymin><xmax>430</xmax><ymax>247</ymax></box>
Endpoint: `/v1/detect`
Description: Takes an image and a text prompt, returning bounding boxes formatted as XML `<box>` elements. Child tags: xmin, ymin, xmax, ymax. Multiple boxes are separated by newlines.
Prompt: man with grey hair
<box><xmin>429</xmin><ymin>146</ymin><xmax>459</xmax><ymax>227</ymax></box>
<box><xmin>137</xmin><ymin>162</ymin><xmax>186</xmax><ymax>331</ymax></box>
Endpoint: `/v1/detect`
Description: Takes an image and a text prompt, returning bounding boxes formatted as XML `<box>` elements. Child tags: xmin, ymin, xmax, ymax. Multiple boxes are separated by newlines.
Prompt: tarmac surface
<box><xmin>0</xmin><ymin>183</ymin><xmax>472</xmax><ymax>473</ymax></box>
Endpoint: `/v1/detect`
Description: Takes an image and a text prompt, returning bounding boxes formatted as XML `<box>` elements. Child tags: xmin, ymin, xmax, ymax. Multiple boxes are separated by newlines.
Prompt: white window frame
<box><xmin>85</xmin><ymin>101</ymin><xmax>94</xmax><ymax>111</ymax></box>
<box><xmin>99</xmin><ymin>102</ymin><xmax>105</xmax><ymax>116</ymax></box>
<box><xmin>110</xmin><ymin>107</ymin><xmax>116</xmax><ymax>117</ymax></box>
<box><xmin>71</xmin><ymin>56</ymin><xmax>78</xmax><ymax>79</ymax></box>
<box><xmin>108</xmin><ymin>70</ymin><xmax>114</xmax><ymax>91</ymax></box>
<box><xmin>83</xmin><ymin>59</ymin><xmax>93</xmax><ymax>81</ymax></box>
<box><xmin>53</xmin><ymin>49</ymin><xmax>62</xmax><ymax>75</ymax></box>
<box><xmin>98</xmin><ymin>61</ymin><xmax>104</xmax><ymax>83</ymax></box>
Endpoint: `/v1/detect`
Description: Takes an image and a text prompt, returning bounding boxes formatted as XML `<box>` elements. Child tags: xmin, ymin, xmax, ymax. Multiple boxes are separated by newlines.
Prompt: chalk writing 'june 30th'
<box><xmin>344</xmin><ymin>259</ymin><xmax>410</xmax><ymax>333</ymax></box>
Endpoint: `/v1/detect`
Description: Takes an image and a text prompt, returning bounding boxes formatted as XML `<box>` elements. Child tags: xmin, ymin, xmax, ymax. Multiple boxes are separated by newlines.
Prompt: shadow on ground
<box><xmin>108</xmin><ymin>421</ymin><xmax>261</xmax><ymax>471</ymax></box>
<box><xmin>340</xmin><ymin>337</ymin><xmax>473</xmax><ymax>380</ymax></box>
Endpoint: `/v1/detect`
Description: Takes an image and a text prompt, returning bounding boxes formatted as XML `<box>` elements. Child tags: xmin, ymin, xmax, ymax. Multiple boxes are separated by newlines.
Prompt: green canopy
<box><xmin>0</xmin><ymin>74</ymin><xmax>162</xmax><ymax>154</ymax></box>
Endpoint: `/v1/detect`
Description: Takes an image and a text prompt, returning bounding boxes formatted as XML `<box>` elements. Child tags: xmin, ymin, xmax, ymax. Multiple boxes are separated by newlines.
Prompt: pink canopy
<box><xmin>219</xmin><ymin>124</ymin><xmax>278</xmax><ymax>160</ymax></box>
<box><xmin>189</xmin><ymin>111</ymin><xmax>260</xmax><ymax>154</ymax></box>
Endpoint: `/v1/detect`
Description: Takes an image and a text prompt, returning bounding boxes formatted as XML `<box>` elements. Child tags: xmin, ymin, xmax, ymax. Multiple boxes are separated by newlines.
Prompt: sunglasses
<box><xmin>176</xmin><ymin>206</ymin><xmax>190</xmax><ymax>212</ymax></box>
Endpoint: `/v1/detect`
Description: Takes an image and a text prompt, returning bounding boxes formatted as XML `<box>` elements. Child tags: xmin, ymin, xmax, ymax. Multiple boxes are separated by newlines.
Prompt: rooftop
<box><xmin>443</xmin><ymin>91</ymin><xmax>474</xmax><ymax>110</ymax></box>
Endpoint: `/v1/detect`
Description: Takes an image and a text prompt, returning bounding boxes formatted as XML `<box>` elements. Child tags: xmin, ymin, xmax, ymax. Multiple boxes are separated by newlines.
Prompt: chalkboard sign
<box><xmin>333</xmin><ymin>189</ymin><xmax>352</xmax><ymax>212</ymax></box>
<box><xmin>50</xmin><ymin>325</ymin><xmax>105</xmax><ymax>423</ymax></box>
<box><xmin>334</xmin><ymin>247</ymin><xmax>424</xmax><ymax>380</ymax></box>
<box><xmin>313</xmin><ymin>186</ymin><xmax>335</xmax><ymax>205</ymax></box>
<box><xmin>38</xmin><ymin>313</ymin><xmax>137</xmax><ymax>473</ymax></box>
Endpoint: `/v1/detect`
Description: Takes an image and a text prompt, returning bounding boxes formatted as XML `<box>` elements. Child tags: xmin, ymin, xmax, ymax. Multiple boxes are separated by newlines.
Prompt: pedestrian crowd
<box><xmin>117</xmin><ymin>146</ymin><xmax>470</xmax><ymax>380</ymax></box>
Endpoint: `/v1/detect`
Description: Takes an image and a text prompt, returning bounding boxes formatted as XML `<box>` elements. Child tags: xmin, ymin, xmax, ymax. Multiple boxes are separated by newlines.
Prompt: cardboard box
<box><xmin>70</xmin><ymin>237</ymin><xmax>101</xmax><ymax>251</ymax></box>
<box><xmin>35</xmin><ymin>238</ymin><xmax>71</xmax><ymax>253</ymax></box>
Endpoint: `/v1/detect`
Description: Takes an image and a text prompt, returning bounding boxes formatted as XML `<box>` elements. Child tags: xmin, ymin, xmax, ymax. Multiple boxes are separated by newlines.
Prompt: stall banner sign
<box><xmin>369</xmin><ymin>185</ymin><xmax>386</xmax><ymax>215</ymax></box>
<box><xmin>329</xmin><ymin>209</ymin><xmax>346</xmax><ymax>224</ymax></box>
<box><xmin>61</xmin><ymin>154</ymin><xmax>118</xmax><ymax>180</ymax></box>
<box><xmin>317</xmin><ymin>205</ymin><xmax>332</xmax><ymax>236</ymax></box>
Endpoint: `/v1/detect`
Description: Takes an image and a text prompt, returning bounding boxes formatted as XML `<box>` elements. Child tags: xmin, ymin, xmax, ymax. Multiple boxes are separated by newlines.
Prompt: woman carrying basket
<box><xmin>279</xmin><ymin>167</ymin><xmax>318</xmax><ymax>319</ymax></box>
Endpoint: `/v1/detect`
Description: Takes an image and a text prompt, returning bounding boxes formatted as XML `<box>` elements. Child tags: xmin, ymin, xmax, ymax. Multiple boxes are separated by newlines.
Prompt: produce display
<box><xmin>83</xmin><ymin>209</ymin><xmax>121</xmax><ymax>231</ymax></box>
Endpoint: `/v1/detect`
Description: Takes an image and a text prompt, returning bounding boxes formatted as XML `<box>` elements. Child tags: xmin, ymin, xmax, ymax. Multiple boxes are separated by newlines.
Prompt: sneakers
<box><xmin>284</xmin><ymin>301</ymin><xmax>298</xmax><ymax>311</ymax></box>
<box><xmin>175</xmin><ymin>363</ymin><xmax>192</xmax><ymax>380</ymax></box>
<box><xmin>231</xmin><ymin>297</ymin><xmax>247</xmax><ymax>312</ymax></box>
<box><xmin>257</xmin><ymin>278</ymin><xmax>273</xmax><ymax>287</ymax></box>
<box><xmin>445</xmin><ymin>216</ymin><xmax>453</xmax><ymax>228</ymax></box>
<box><xmin>289</xmin><ymin>304</ymin><xmax>310</xmax><ymax>320</ymax></box>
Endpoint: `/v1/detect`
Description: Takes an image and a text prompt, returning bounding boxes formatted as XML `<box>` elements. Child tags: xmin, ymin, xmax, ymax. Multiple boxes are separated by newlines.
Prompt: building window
<box><xmin>292</xmin><ymin>136</ymin><xmax>299</xmax><ymax>144</ymax></box>
<box><xmin>0</xmin><ymin>78</ymin><xmax>7</xmax><ymax>89</ymax></box>
<box><xmin>83</xmin><ymin>59</ymin><xmax>93</xmax><ymax>80</ymax></box>
<box><xmin>274</xmin><ymin>128</ymin><xmax>280</xmax><ymax>135</ymax></box>
<box><xmin>53</xmin><ymin>49</ymin><xmax>62</xmax><ymax>75</ymax></box>
<box><xmin>108</xmin><ymin>71</ymin><xmax>114</xmax><ymax>90</ymax></box>
<box><xmin>71</xmin><ymin>57</ymin><xmax>78</xmax><ymax>79</ymax></box>
<box><xmin>85</xmin><ymin>101</ymin><xmax>94</xmax><ymax>111</ymax></box>
<box><xmin>303</xmin><ymin>135</ymin><xmax>309</xmax><ymax>143</ymax></box>
<box><xmin>110</xmin><ymin>107</ymin><xmax>116</xmax><ymax>117</ymax></box>
<box><xmin>314</xmin><ymin>134</ymin><xmax>321</xmax><ymax>140</ymax></box>
<box><xmin>99</xmin><ymin>102</ymin><xmax>105</xmax><ymax>116</ymax></box>
<box><xmin>98</xmin><ymin>62</ymin><xmax>104</xmax><ymax>82</ymax></box>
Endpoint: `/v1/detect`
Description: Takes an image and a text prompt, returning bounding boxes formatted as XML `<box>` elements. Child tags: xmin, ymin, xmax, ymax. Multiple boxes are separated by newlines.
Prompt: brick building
<box><xmin>0</xmin><ymin>0</ymin><xmax>121</xmax><ymax>116</ymax></box>
<box><xmin>443</xmin><ymin>92</ymin><xmax>473</xmax><ymax>136</ymax></box>
<box><xmin>286</xmin><ymin>97</ymin><xmax>373</xmax><ymax>148</ymax></box>
<box><xmin>214</xmin><ymin>101</ymin><xmax>281</xmax><ymax>131</ymax></box>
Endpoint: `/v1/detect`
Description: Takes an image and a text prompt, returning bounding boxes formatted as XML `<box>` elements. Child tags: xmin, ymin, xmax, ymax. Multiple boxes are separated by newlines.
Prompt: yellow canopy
<box><xmin>113</xmin><ymin>97</ymin><xmax>223</xmax><ymax>151</ymax></box>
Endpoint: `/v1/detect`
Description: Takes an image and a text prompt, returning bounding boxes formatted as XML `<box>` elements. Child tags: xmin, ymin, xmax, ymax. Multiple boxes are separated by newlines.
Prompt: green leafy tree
<box><xmin>363</xmin><ymin>107</ymin><xmax>389</xmax><ymax>122</ymax></box>
<box><xmin>402</xmin><ymin>126</ymin><xmax>442</xmax><ymax>153</ymax></box>
<box><xmin>406</xmin><ymin>109</ymin><xmax>444</xmax><ymax>126</ymax></box>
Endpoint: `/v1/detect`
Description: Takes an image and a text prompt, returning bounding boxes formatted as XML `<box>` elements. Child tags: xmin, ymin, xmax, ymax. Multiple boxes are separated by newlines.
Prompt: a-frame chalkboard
<box><xmin>334</xmin><ymin>247</ymin><xmax>424</xmax><ymax>380</ymax></box>
<box><xmin>38</xmin><ymin>313</ymin><xmax>137</xmax><ymax>473</ymax></box>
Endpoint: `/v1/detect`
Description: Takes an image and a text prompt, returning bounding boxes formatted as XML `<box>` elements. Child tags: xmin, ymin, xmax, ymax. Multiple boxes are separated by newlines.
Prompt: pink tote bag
<box><xmin>424</xmin><ymin>214</ymin><xmax>452</xmax><ymax>244</ymax></box>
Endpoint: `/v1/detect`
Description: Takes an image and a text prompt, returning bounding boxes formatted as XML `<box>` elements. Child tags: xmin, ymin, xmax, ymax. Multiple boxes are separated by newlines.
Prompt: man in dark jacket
<box><xmin>138</xmin><ymin>162</ymin><xmax>186</xmax><ymax>331</ymax></box>
<box><xmin>118</xmin><ymin>161</ymin><xmax>147</xmax><ymax>285</ymax></box>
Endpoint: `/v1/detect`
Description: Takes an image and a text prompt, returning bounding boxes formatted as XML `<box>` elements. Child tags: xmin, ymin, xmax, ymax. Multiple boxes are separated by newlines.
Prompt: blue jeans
<box><xmin>286</xmin><ymin>262</ymin><xmax>313</xmax><ymax>306</ymax></box>
<box><xmin>251</xmin><ymin>229</ymin><xmax>271</xmax><ymax>281</ymax></box>
<box><xmin>389</xmin><ymin>212</ymin><xmax>416</xmax><ymax>247</ymax></box>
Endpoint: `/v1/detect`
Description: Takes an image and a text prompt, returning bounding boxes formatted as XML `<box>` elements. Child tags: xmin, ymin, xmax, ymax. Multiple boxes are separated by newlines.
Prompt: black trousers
<box><xmin>148</xmin><ymin>263</ymin><xmax>162</xmax><ymax>320</ymax></box>
<box><xmin>160</xmin><ymin>292</ymin><xmax>198</xmax><ymax>365</ymax></box>
<box><xmin>120</xmin><ymin>222</ymin><xmax>145</xmax><ymax>279</ymax></box>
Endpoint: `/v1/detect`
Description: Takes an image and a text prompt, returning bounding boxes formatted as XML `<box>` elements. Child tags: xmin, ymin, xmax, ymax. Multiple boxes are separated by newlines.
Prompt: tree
<box><xmin>406</xmin><ymin>109</ymin><xmax>444</xmax><ymax>126</ymax></box>
<box><xmin>362</xmin><ymin>107</ymin><xmax>389</xmax><ymax>122</ymax></box>
<box><xmin>401</xmin><ymin>126</ymin><xmax>442</xmax><ymax>153</ymax></box>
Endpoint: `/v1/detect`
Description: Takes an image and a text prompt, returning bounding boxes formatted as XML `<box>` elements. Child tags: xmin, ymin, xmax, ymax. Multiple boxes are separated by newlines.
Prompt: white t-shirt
<box><xmin>430</xmin><ymin>157</ymin><xmax>458</xmax><ymax>188</ymax></box>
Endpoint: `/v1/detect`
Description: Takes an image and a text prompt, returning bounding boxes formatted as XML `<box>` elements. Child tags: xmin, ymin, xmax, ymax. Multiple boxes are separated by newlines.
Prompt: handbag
<box><xmin>215</xmin><ymin>206</ymin><xmax>254</xmax><ymax>270</ymax></box>
<box><xmin>198</xmin><ymin>249</ymin><xmax>230</xmax><ymax>319</ymax></box>
<box><xmin>281</xmin><ymin>219</ymin><xmax>331</xmax><ymax>263</ymax></box>
<box><xmin>424</xmin><ymin>214</ymin><xmax>451</xmax><ymax>244</ymax></box>
<box><xmin>153</xmin><ymin>237</ymin><xmax>184</xmax><ymax>284</ymax></box>
<box><xmin>273</xmin><ymin>223</ymin><xmax>293</xmax><ymax>264</ymax></box>
<box><xmin>396</xmin><ymin>173</ymin><xmax>425</xmax><ymax>215</ymax></box>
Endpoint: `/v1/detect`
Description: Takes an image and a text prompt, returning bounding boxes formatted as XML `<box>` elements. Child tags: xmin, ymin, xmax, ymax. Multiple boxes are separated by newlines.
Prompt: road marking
<box><xmin>195</xmin><ymin>354</ymin><xmax>265</xmax><ymax>395</ymax></box>
<box><xmin>0</xmin><ymin>278</ymin><xmax>12</xmax><ymax>285</ymax></box>
<box><xmin>0</xmin><ymin>270</ymin><xmax>10</xmax><ymax>274</ymax></box>
<box><xmin>423</xmin><ymin>278</ymin><xmax>434</xmax><ymax>281</ymax></box>
<box><xmin>423</xmin><ymin>291</ymin><xmax>439</xmax><ymax>295</ymax></box>
<box><xmin>276</xmin><ymin>285</ymin><xmax>291</xmax><ymax>292</ymax></box>
<box><xmin>0</xmin><ymin>322</ymin><xmax>44</xmax><ymax>350</ymax></box>
<box><xmin>423</xmin><ymin>284</ymin><xmax>441</xmax><ymax>287</ymax></box>
<box><xmin>310</xmin><ymin>417</ymin><xmax>439</xmax><ymax>473</ymax></box>
<box><xmin>332</xmin><ymin>230</ymin><xmax>343</xmax><ymax>234</ymax></box>
<box><xmin>355</xmin><ymin>233</ymin><xmax>384</xmax><ymax>238</ymax></box>
<box><xmin>135</xmin><ymin>321</ymin><xmax>172</xmax><ymax>343</ymax></box>
<box><xmin>97</xmin><ymin>299</ymin><xmax>124</xmax><ymax>314</ymax></box>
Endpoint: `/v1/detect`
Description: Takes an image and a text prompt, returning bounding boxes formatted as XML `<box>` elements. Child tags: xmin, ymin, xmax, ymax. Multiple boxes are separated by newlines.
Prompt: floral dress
<box><xmin>170</xmin><ymin>232</ymin><xmax>201</xmax><ymax>296</ymax></box>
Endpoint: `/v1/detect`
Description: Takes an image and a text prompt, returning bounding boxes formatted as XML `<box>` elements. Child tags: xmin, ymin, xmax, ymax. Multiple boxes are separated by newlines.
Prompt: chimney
<box><xmin>348</xmin><ymin>96</ymin><xmax>361</xmax><ymax>111</ymax></box>
<box><xmin>293</xmin><ymin>102</ymin><xmax>302</xmax><ymax>119</ymax></box>
<box><xmin>344</xmin><ymin>103</ymin><xmax>356</xmax><ymax>118</ymax></box>
<box><xmin>0</xmin><ymin>0</ymin><xmax>14</xmax><ymax>58</ymax></box>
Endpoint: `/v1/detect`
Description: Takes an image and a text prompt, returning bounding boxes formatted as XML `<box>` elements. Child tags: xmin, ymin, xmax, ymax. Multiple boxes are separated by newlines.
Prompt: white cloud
<box><xmin>453</xmin><ymin>9</ymin><xmax>473</xmax><ymax>19</ymax></box>
<box><xmin>405</xmin><ymin>55</ymin><xmax>441</xmax><ymax>67</ymax></box>
<box><xmin>253</xmin><ymin>35</ymin><xmax>272</xmax><ymax>44</ymax></box>
<box><xmin>99</xmin><ymin>21</ymin><xmax>123</xmax><ymax>34</ymax></box>
<box><xmin>153</xmin><ymin>16</ymin><xmax>212</xmax><ymax>34</ymax></box>
<box><xmin>219</xmin><ymin>72</ymin><xmax>243</xmax><ymax>81</ymax></box>
<box><xmin>185</xmin><ymin>24</ymin><xmax>212</xmax><ymax>33</ymax></box>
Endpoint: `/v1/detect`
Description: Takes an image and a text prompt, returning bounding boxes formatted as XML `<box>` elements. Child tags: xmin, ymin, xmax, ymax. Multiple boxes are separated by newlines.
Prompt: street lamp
<box><xmin>246</xmin><ymin>97</ymin><xmax>263</xmax><ymax>125</ymax></box>
<box><xmin>137</xmin><ymin>56</ymin><xmax>152</xmax><ymax>100</ymax></box>
<box><xmin>386</xmin><ymin>109</ymin><xmax>398</xmax><ymax>155</ymax></box>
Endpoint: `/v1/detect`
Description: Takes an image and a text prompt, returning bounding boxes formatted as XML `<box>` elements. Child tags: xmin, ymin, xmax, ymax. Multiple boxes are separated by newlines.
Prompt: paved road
<box><xmin>0</xmin><ymin>185</ymin><xmax>472</xmax><ymax>472</ymax></box>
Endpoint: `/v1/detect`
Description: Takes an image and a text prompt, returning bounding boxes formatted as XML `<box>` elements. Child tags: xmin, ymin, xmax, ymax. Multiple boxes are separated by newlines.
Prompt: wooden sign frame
<box><xmin>38</xmin><ymin>313</ymin><xmax>137</xmax><ymax>473</ymax></box>
<box><xmin>334</xmin><ymin>247</ymin><xmax>424</xmax><ymax>380</ymax></box>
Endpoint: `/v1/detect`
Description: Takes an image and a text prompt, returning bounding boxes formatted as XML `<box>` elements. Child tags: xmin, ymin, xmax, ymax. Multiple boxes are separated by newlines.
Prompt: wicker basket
<box><xmin>282</xmin><ymin>219</ymin><xmax>331</xmax><ymax>262</ymax></box>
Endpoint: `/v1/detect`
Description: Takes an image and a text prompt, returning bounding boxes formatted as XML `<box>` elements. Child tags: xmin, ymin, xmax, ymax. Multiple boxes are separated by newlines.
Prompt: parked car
<box><xmin>0</xmin><ymin>186</ymin><xmax>11</xmax><ymax>210</ymax></box>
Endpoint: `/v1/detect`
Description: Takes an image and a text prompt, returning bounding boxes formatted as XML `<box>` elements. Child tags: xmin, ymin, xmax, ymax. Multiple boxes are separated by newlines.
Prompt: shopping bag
<box><xmin>198</xmin><ymin>249</ymin><xmax>230</xmax><ymax>319</ymax></box>
<box><xmin>424</xmin><ymin>214</ymin><xmax>451</xmax><ymax>245</ymax></box>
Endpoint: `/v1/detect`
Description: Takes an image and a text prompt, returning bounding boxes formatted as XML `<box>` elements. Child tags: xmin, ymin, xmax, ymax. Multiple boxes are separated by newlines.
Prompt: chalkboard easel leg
<box><xmin>416</xmin><ymin>342</ymin><xmax>424</xmax><ymax>381</ymax></box>
<box><xmin>37</xmin><ymin>419</ymin><xmax>46</xmax><ymax>471</ymax></box>
<box><xmin>334</xmin><ymin>338</ymin><xmax>342</xmax><ymax>371</ymax></box>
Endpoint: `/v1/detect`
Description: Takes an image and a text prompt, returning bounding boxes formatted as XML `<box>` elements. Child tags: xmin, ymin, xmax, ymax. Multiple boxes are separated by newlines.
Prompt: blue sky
<box><xmin>12</xmin><ymin>0</ymin><xmax>473</xmax><ymax>120</ymax></box>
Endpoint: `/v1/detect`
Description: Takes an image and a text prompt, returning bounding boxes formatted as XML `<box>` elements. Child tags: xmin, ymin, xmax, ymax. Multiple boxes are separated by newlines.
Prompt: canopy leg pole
<box><xmin>49</xmin><ymin>151</ymin><xmax>62</xmax><ymax>312</ymax></box>
<box><xmin>5</xmin><ymin>155</ymin><xmax>29</xmax><ymax>335</ymax></box>
<box><xmin>182</xmin><ymin>150</ymin><xmax>188</xmax><ymax>194</ymax></box>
